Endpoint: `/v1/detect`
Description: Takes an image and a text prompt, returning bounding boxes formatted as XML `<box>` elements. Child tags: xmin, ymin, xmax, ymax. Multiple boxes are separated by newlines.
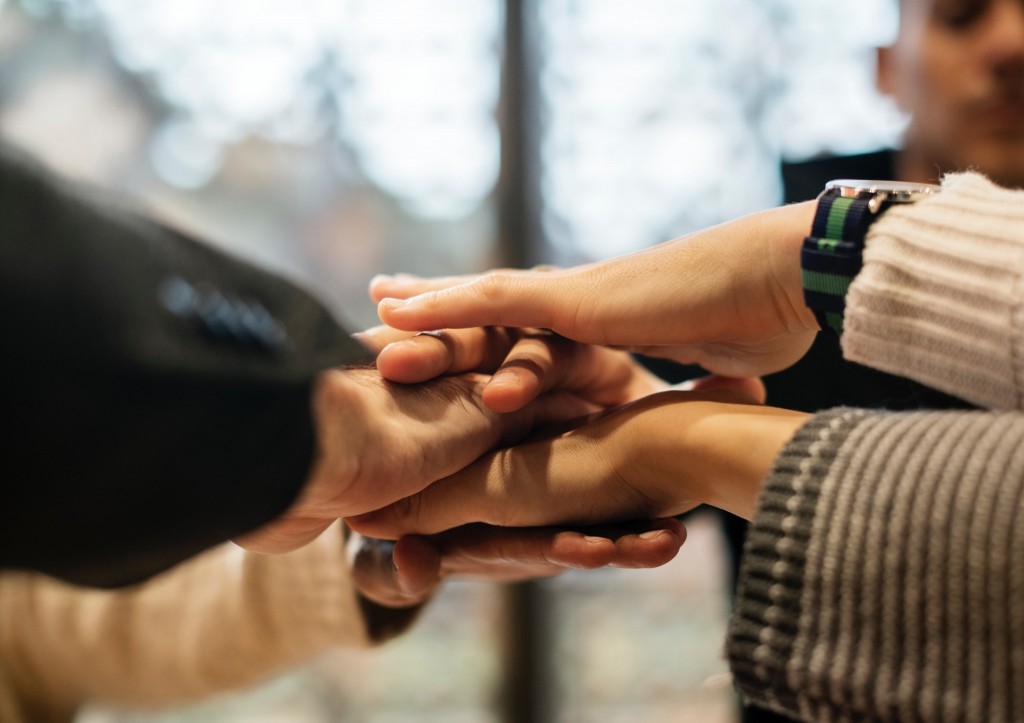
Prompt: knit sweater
<box><xmin>0</xmin><ymin>523</ymin><xmax>411</xmax><ymax>722</ymax></box>
<box><xmin>729</xmin><ymin>173</ymin><xmax>1024</xmax><ymax>721</ymax></box>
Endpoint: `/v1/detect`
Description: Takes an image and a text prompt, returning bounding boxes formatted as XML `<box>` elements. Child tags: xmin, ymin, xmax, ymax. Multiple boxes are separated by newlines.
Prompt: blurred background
<box><xmin>0</xmin><ymin>0</ymin><xmax>901</xmax><ymax>720</ymax></box>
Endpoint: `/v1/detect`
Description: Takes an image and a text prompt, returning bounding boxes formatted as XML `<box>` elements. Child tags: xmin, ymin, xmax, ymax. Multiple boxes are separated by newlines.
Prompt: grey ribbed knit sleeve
<box><xmin>728</xmin><ymin>408</ymin><xmax>1024</xmax><ymax>722</ymax></box>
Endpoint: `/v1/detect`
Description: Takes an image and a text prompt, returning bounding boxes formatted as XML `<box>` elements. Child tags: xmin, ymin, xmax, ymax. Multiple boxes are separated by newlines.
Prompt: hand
<box><xmin>358</xmin><ymin>324</ymin><xmax>668</xmax><ymax>413</ymax></box>
<box><xmin>347</xmin><ymin>389</ymin><xmax>810</xmax><ymax>540</ymax></box>
<box><xmin>235</xmin><ymin>368</ymin><xmax>598</xmax><ymax>554</ymax></box>
<box><xmin>348</xmin><ymin>519</ymin><xmax>685</xmax><ymax>608</ymax></box>
<box><xmin>372</xmin><ymin>202</ymin><xmax>819</xmax><ymax>378</ymax></box>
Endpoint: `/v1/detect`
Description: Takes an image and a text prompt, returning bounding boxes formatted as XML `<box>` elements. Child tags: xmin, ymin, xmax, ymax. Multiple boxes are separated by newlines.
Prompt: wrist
<box><xmin>633</xmin><ymin>394</ymin><xmax>809</xmax><ymax>521</ymax></box>
<box><xmin>768</xmin><ymin>200</ymin><xmax>820</xmax><ymax>332</ymax></box>
<box><xmin>695</xmin><ymin>406</ymin><xmax>809</xmax><ymax>520</ymax></box>
<box><xmin>800</xmin><ymin>180</ymin><xmax>940</xmax><ymax>336</ymax></box>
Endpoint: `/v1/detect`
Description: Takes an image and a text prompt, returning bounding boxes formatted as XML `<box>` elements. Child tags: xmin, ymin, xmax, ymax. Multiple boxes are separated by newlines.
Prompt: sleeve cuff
<box><xmin>844</xmin><ymin>172</ymin><xmax>1024</xmax><ymax>410</ymax></box>
<box><xmin>727</xmin><ymin>408</ymin><xmax>870</xmax><ymax>716</ymax></box>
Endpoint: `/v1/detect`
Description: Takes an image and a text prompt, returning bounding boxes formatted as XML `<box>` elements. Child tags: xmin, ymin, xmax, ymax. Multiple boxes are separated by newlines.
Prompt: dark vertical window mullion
<box><xmin>496</xmin><ymin>1</ymin><xmax>557</xmax><ymax>722</ymax></box>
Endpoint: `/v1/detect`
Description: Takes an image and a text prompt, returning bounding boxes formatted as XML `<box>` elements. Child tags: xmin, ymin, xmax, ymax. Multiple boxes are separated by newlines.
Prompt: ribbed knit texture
<box><xmin>729</xmin><ymin>409</ymin><xmax>1024</xmax><ymax>721</ymax></box>
<box><xmin>844</xmin><ymin>172</ymin><xmax>1024</xmax><ymax>410</ymax></box>
<box><xmin>0</xmin><ymin>523</ymin><xmax>373</xmax><ymax>722</ymax></box>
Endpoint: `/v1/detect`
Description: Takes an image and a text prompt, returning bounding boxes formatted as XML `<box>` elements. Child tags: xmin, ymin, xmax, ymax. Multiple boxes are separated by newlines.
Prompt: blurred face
<box><xmin>879</xmin><ymin>0</ymin><xmax>1024</xmax><ymax>187</ymax></box>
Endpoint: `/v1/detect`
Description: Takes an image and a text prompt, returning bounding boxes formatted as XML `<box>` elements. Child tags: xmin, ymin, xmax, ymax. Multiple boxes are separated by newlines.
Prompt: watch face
<box><xmin>825</xmin><ymin>179</ymin><xmax>941</xmax><ymax>203</ymax></box>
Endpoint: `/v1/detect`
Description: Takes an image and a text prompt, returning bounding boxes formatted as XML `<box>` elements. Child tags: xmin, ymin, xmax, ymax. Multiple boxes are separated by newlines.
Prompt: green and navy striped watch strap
<box><xmin>801</xmin><ymin>193</ymin><xmax>880</xmax><ymax>336</ymax></box>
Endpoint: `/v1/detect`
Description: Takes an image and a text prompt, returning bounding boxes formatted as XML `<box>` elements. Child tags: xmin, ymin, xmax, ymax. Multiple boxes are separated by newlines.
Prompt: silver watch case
<box><xmin>823</xmin><ymin>179</ymin><xmax>941</xmax><ymax>214</ymax></box>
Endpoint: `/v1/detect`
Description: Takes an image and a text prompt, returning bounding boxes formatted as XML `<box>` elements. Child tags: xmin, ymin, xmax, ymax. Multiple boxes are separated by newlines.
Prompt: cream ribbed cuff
<box><xmin>843</xmin><ymin>172</ymin><xmax>1024</xmax><ymax>410</ymax></box>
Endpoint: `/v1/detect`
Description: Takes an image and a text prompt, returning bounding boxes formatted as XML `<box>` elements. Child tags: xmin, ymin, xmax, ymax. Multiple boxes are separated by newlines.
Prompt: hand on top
<box><xmin>372</xmin><ymin>202</ymin><xmax>819</xmax><ymax>380</ymax></box>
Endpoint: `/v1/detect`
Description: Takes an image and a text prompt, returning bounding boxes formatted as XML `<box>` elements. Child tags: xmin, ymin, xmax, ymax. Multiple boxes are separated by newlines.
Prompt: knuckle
<box><xmin>471</xmin><ymin>272</ymin><xmax>514</xmax><ymax>304</ymax></box>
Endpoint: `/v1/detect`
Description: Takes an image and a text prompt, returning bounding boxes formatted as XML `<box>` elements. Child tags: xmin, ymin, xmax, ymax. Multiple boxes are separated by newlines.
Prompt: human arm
<box><xmin>359</xmin><ymin>323</ymin><xmax>670</xmax><ymax>413</ymax></box>
<box><xmin>372</xmin><ymin>201</ymin><xmax>819</xmax><ymax>379</ymax></box>
<box><xmin>0</xmin><ymin>143</ymin><xmax>374</xmax><ymax>587</ymax></box>
<box><xmin>374</xmin><ymin>172</ymin><xmax>1024</xmax><ymax>412</ymax></box>
<box><xmin>728</xmin><ymin>408</ymin><xmax>1024</xmax><ymax>722</ymax></box>
<box><xmin>346</xmin><ymin>394</ymin><xmax>1024</xmax><ymax>722</ymax></box>
<box><xmin>346</xmin><ymin>389</ymin><xmax>808</xmax><ymax>537</ymax></box>
<box><xmin>0</xmin><ymin>521</ymin><xmax>683</xmax><ymax>721</ymax></box>
<box><xmin>842</xmin><ymin>172</ymin><xmax>1024</xmax><ymax>410</ymax></box>
<box><xmin>0</xmin><ymin>144</ymin><xmax>608</xmax><ymax>586</ymax></box>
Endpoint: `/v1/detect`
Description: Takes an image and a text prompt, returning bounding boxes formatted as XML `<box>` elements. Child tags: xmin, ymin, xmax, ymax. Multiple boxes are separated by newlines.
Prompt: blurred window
<box><xmin>0</xmin><ymin>1</ymin><xmax>898</xmax><ymax>721</ymax></box>
<box><xmin>538</xmin><ymin>0</ymin><xmax>901</xmax><ymax>262</ymax></box>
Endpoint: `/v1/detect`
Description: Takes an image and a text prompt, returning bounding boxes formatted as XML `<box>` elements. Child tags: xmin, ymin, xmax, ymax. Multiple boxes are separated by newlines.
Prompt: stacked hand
<box><xmin>236</xmin><ymin>325</ymin><xmax>688</xmax><ymax>608</ymax></box>
<box><xmin>345</xmin><ymin>204</ymin><xmax>820</xmax><ymax>559</ymax></box>
<box><xmin>372</xmin><ymin>201</ymin><xmax>819</xmax><ymax>379</ymax></box>
<box><xmin>247</xmin><ymin>202</ymin><xmax>819</xmax><ymax>608</ymax></box>
<box><xmin>347</xmin><ymin>519</ymin><xmax>685</xmax><ymax>608</ymax></box>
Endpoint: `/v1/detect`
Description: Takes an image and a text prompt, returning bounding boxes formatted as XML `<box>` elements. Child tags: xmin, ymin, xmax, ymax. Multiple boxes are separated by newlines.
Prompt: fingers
<box><xmin>375</xmin><ymin>327</ymin><xmax>518</xmax><ymax>384</ymax></box>
<box><xmin>347</xmin><ymin>533</ymin><xmax>442</xmax><ymax>608</ymax></box>
<box><xmin>369</xmin><ymin>267</ymin><xmax>557</xmax><ymax>304</ymax></box>
<box><xmin>377</xmin><ymin>270</ymin><xmax>578</xmax><ymax>335</ymax></box>
<box><xmin>482</xmin><ymin>337</ymin><xmax>661</xmax><ymax>413</ymax></box>
<box><xmin>378</xmin><ymin>327</ymin><xmax>658</xmax><ymax>414</ymax></box>
<box><xmin>351</xmin><ymin>324</ymin><xmax>418</xmax><ymax>354</ymax></box>
<box><xmin>370</xmin><ymin>272</ymin><xmax>495</xmax><ymax>303</ymax></box>
<box><xmin>558</xmin><ymin>518</ymin><xmax>686</xmax><ymax>569</ymax></box>
<box><xmin>480</xmin><ymin>333</ymin><xmax>577</xmax><ymax>413</ymax></box>
<box><xmin>434</xmin><ymin>519</ymin><xmax>685</xmax><ymax>573</ymax></box>
<box><xmin>349</xmin><ymin>519</ymin><xmax>686</xmax><ymax>608</ymax></box>
<box><xmin>377</xmin><ymin>327</ymin><xmax>573</xmax><ymax>411</ymax></box>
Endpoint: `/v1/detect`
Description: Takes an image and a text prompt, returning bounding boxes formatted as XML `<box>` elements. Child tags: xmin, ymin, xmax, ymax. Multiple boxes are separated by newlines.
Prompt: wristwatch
<box><xmin>801</xmin><ymin>179</ymin><xmax>940</xmax><ymax>336</ymax></box>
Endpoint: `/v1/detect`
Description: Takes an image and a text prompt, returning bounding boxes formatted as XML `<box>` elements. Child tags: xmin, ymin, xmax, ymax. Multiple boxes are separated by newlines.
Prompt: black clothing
<box><xmin>0</xmin><ymin>144</ymin><xmax>370</xmax><ymax>587</ymax></box>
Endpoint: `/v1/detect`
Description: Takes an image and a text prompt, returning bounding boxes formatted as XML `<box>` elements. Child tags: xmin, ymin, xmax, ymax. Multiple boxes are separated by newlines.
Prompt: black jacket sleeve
<box><xmin>0</xmin><ymin>143</ymin><xmax>372</xmax><ymax>588</ymax></box>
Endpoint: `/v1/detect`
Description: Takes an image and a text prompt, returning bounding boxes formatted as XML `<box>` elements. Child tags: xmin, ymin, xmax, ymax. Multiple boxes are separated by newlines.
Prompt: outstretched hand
<box><xmin>347</xmin><ymin>386</ymin><xmax>808</xmax><ymax>540</ymax></box>
<box><xmin>372</xmin><ymin>202</ymin><xmax>819</xmax><ymax>379</ymax></box>
<box><xmin>348</xmin><ymin>519</ymin><xmax>685</xmax><ymax>608</ymax></box>
<box><xmin>358</xmin><ymin>323</ymin><xmax>667</xmax><ymax>413</ymax></box>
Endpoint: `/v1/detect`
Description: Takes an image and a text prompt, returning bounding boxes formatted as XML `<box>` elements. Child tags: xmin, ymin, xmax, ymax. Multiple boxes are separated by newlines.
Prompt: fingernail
<box><xmin>490</xmin><ymin>369</ymin><xmax>520</xmax><ymax>387</ymax></box>
<box><xmin>583</xmin><ymin>535</ymin><xmax>606</xmax><ymax>544</ymax></box>
<box><xmin>639</xmin><ymin>530</ymin><xmax>666</xmax><ymax>541</ymax></box>
<box><xmin>379</xmin><ymin>297</ymin><xmax>409</xmax><ymax>310</ymax></box>
<box><xmin>369</xmin><ymin>274</ymin><xmax>392</xmax><ymax>286</ymax></box>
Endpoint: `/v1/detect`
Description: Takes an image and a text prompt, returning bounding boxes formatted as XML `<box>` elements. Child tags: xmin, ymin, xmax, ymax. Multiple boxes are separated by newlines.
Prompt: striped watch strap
<box><xmin>801</xmin><ymin>193</ymin><xmax>880</xmax><ymax>336</ymax></box>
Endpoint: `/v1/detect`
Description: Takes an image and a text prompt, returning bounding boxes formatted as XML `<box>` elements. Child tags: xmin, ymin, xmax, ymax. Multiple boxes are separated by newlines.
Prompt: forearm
<box><xmin>633</xmin><ymin>396</ymin><xmax>808</xmax><ymax>520</ymax></box>
<box><xmin>0</xmin><ymin>144</ymin><xmax>370</xmax><ymax>586</ymax></box>
<box><xmin>0</xmin><ymin>524</ymin><xmax>378</xmax><ymax>714</ymax></box>
<box><xmin>728</xmin><ymin>408</ymin><xmax>1024</xmax><ymax>721</ymax></box>
<box><xmin>845</xmin><ymin>172</ymin><xmax>1024</xmax><ymax>410</ymax></box>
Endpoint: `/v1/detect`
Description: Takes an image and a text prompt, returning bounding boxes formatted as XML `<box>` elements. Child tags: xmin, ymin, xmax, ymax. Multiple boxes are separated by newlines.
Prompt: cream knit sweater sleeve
<box><xmin>0</xmin><ymin>522</ymin><xmax>399</xmax><ymax>722</ymax></box>
<box><xmin>844</xmin><ymin>172</ymin><xmax>1024</xmax><ymax>410</ymax></box>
